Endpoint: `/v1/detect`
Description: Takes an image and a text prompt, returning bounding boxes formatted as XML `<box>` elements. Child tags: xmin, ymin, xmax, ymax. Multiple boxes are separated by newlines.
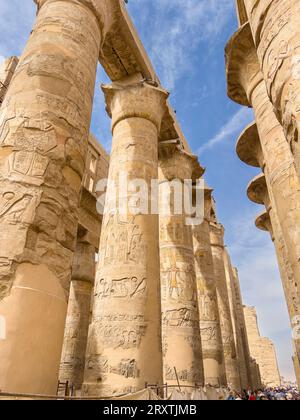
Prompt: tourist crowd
<box><xmin>227</xmin><ymin>387</ymin><xmax>300</xmax><ymax>400</ymax></box>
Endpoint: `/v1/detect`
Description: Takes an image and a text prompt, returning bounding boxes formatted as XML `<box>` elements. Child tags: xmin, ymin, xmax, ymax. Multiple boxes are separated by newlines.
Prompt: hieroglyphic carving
<box><xmin>96</xmin><ymin>276</ymin><xmax>147</xmax><ymax>300</ymax></box>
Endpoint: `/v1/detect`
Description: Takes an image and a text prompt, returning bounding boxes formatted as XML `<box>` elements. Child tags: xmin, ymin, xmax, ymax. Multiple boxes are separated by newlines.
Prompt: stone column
<box><xmin>248</xmin><ymin>173</ymin><xmax>300</xmax><ymax>367</ymax></box>
<box><xmin>226</xmin><ymin>22</ymin><xmax>300</xmax><ymax>358</ymax></box>
<box><xmin>0</xmin><ymin>57</ymin><xmax>19</xmax><ymax>107</ymax></box>
<box><xmin>59</xmin><ymin>231</ymin><xmax>95</xmax><ymax>391</ymax></box>
<box><xmin>0</xmin><ymin>0</ymin><xmax>112</xmax><ymax>395</ymax></box>
<box><xmin>210</xmin><ymin>222</ymin><xmax>241</xmax><ymax>390</ymax></box>
<box><xmin>223</xmin><ymin>250</ymin><xmax>250</xmax><ymax>390</ymax></box>
<box><xmin>159</xmin><ymin>144</ymin><xmax>204</xmax><ymax>388</ymax></box>
<box><xmin>243</xmin><ymin>0</ymin><xmax>300</xmax><ymax>175</ymax></box>
<box><xmin>237</xmin><ymin>122</ymin><xmax>300</xmax><ymax>370</ymax></box>
<box><xmin>83</xmin><ymin>79</ymin><xmax>168</xmax><ymax>397</ymax></box>
<box><xmin>231</xmin><ymin>267</ymin><xmax>254</xmax><ymax>389</ymax></box>
<box><xmin>192</xmin><ymin>185</ymin><xmax>225</xmax><ymax>386</ymax></box>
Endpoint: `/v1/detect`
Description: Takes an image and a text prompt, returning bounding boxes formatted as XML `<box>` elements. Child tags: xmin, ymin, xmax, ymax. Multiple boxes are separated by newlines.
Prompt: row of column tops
<box><xmin>225</xmin><ymin>21</ymin><xmax>262</xmax><ymax>107</ymax></box>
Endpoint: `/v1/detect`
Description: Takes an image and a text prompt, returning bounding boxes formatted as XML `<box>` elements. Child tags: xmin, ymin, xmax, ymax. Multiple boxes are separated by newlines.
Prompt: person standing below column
<box><xmin>210</xmin><ymin>222</ymin><xmax>241</xmax><ymax>391</ymax></box>
<box><xmin>192</xmin><ymin>185</ymin><xmax>226</xmax><ymax>387</ymax></box>
<box><xmin>83</xmin><ymin>77</ymin><xmax>169</xmax><ymax>397</ymax></box>
<box><xmin>0</xmin><ymin>0</ymin><xmax>114</xmax><ymax>395</ymax></box>
<box><xmin>159</xmin><ymin>143</ymin><xmax>204</xmax><ymax>390</ymax></box>
<box><xmin>59</xmin><ymin>232</ymin><xmax>96</xmax><ymax>393</ymax></box>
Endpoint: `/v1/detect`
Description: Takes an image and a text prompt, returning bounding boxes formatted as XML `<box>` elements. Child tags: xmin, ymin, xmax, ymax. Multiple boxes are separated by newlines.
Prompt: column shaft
<box><xmin>193</xmin><ymin>217</ymin><xmax>225</xmax><ymax>386</ymax></box>
<box><xmin>251</xmin><ymin>81</ymin><xmax>300</xmax><ymax>348</ymax></box>
<box><xmin>159</xmin><ymin>149</ymin><xmax>204</xmax><ymax>388</ymax></box>
<box><xmin>59</xmin><ymin>240</ymin><xmax>95</xmax><ymax>391</ymax></box>
<box><xmin>210</xmin><ymin>223</ymin><xmax>241</xmax><ymax>390</ymax></box>
<box><xmin>0</xmin><ymin>0</ymin><xmax>103</xmax><ymax>394</ymax></box>
<box><xmin>223</xmin><ymin>251</ymin><xmax>249</xmax><ymax>389</ymax></box>
<box><xmin>83</xmin><ymin>81</ymin><xmax>168</xmax><ymax>397</ymax></box>
<box><xmin>244</xmin><ymin>0</ymin><xmax>300</xmax><ymax>175</ymax></box>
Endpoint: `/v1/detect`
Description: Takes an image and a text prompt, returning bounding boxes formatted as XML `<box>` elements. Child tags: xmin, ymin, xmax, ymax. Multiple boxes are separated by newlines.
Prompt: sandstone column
<box><xmin>83</xmin><ymin>79</ymin><xmax>168</xmax><ymax>397</ymax></box>
<box><xmin>231</xmin><ymin>267</ymin><xmax>254</xmax><ymax>388</ymax></box>
<box><xmin>210</xmin><ymin>222</ymin><xmax>241</xmax><ymax>390</ymax></box>
<box><xmin>192</xmin><ymin>185</ymin><xmax>226</xmax><ymax>386</ymax></box>
<box><xmin>248</xmin><ymin>173</ymin><xmax>300</xmax><ymax>367</ymax></box>
<box><xmin>243</xmin><ymin>0</ymin><xmax>300</xmax><ymax>175</ymax></box>
<box><xmin>0</xmin><ymin>57</ymin><xmax>19</xmax><ymax>107</ymax></box>
<box><xmin>226</xmin><ymin>22</ymin><xmax>300</xmax><ymax>361</ymax></box>
<box><xmin>237</xmin><ymin>123</ymin><xmax>300</xmax><ymax>374</ymax></box>
<box><xmin>159</xmin><ymin>144</ymin><xmax>204</xmax><ymax>388</ymax></box>
<box><xmin>223</xmin><ymin>250</ymin><xmax>251</xmax><ymax>389</ymax></box>
<box><xmin>0</xmin><ymin>0</ymin><xmax>112</xmax><ymax>394</ymax></box>
<box><xmin>59</xmin><ymin>232</ymin><xmax>95</xmax><ymax>392</ymax></box>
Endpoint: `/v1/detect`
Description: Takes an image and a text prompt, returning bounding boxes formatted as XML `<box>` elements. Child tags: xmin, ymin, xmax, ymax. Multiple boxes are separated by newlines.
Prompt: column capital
<box><xmin>255</xmin><ymin>210</ymin><xmax>274</xmax><ymax>240</ymax></box>
<box><xmin>225</xmin><ymin>21</ymin><xmax>262</xmax><ymax>106</ymax></box>
<box><xmin>209</xmin><ymin>222</ymin><xmax>225</xmax><ymax>248</ymax></box>
<box><xmin>102</xmin><ymin>79</ymin><xmax>169</xmax><ymax>132</ymax></box>
<box><xmin>236</xmin><ymin>122</ymin><xmax>265</xmax><ymax>169</ymax></box>
<box><xmin>247</xmin><ymin>173</ymin><xmax>270</xmax><ymax>209</ymax></box>
<box><xmin>158</xmin><ymin>142</ymin><xmax>204</xmax><ymax>181</ymax></box>
<box><xmin>34</xmin><ymin>0</ymin><xmax>118</xmax><ymax>42</ymax></box>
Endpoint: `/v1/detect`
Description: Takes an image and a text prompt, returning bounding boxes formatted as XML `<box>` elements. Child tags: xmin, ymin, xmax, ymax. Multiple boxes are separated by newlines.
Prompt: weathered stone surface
<box><xmin>231</xmin><ymin>267</ymin><xmax>254</xmax><ymax>389</ymax></box>
<box><xmin>244</xmin><ymin>306</ymin><xmax>281</xmax><ymax>388</ymax></box>
<box><xmin>159</xmin><ymin>145</ymin><xmax>204</xmax><ymax>388</ymax></box>
<box><xmin>227</xmin><ymin>20</ymin><xmax>300</xmax><ymax>385</ymax></box>
<box><xmin>59</xmin><ymin>238</ymin><xmax>95</xmax><ymax>390</ymax></box>
<box><xmin>192</xmin><ymin>186</ymin><xmax>225</xmax><ymax>387</ymax></box>
<box><xmin>248</xmin><ymin>173</ymin><xmax>300</xmax><ymax>375</ymax></box>
<box><xmin>210</xmin><ymin>222</ymin><xmax>241</xmax><ymax>390</ymax></box>
<box><xmin>243</xmin><ymin>0</ymin><xmax>300</xmax><ymax>176</ymax></box>
<box><xmin>0</xmin><ymin>0</ymin><xmax>108</xmax><ymax>394</ymax></box>
<box><xmin>83</xmin><ymin>79</ymin><xmax>169</xmax><ymax>397</ymax></box>
<box><xmin>0</xmin><ymin>57</ymin><xmax>19</xmax><ymax>107</ymax></box>
<box><xmin>223</xmin><ymin>251</ymin><xmax>251</xmax><ymax>390</ymax></box>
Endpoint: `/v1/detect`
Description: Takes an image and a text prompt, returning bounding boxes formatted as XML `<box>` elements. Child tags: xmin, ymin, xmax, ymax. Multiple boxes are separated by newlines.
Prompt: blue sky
<box><xmin>0</xmin><ymin>0</ymin><xmax>295</xmax><ymax>381</ymax></box>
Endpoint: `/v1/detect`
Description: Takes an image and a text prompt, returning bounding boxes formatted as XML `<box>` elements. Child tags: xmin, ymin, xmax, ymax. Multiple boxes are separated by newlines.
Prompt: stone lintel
<box><xmin>225</xmin><ymin>22</ymin><xmax>260</xmax><ymax>106</ymax></box>
<box><xmin>247</xmin><ymin>173</ymin><xmax>268</xmax><ymax>206</ymax></box>
<box><xmin>236</xmin><ymin>122</ymin><xmax>263</xmax><ymax>168</ymax></box>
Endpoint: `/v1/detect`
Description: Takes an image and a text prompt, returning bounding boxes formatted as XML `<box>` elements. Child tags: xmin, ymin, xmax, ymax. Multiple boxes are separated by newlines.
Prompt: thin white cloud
<box><xmin>128</xmin><ymin>0</ymin><xmax>235</xmax><ymax>90</ymax></box>
<box><xmin>197</xmin><ymin>107</ymin><xmax>254</xmax><ymax>155</ymax></box>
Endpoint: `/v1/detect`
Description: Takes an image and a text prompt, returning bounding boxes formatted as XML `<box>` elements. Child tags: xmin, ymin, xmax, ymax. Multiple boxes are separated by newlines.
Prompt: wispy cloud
<box><xmin>197</xmin><ymin>107</ymin><xmax>254</xmax><ymax>155</ymax></box>
<box><xmin>128</xmin><ymin>0</ymin><xmax>235</xmax><ymax>90</ymax></box>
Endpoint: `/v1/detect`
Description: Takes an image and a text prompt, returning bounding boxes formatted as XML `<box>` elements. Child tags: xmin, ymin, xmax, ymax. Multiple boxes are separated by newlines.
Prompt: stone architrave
<box><xmin>210</xmin><ymin>222</ymin><xmax>241</xmax><ymax>390</ymax></box>
<box><xmin>0</xmin><ymin>0</ymin><xmax>116</xmax><ymax>395</ymax></box>
<box><xmin>83</xmin><ymin>78</ymin><xmax>169</xmax><ymax>397</ymax></box>
<box><xmin>226</xmin><ymin>23</ymin><xmax>300</xmax><ymax>360</ymax></box>
<box><xmin>243</xmin><ymin>0</ymin><xmax>300</xmax><ymax>175</ymax></box>
<box><xmin>192</xmin><ymin>185</ymin><xmax>226</xmax><ymax>387</ymax></box>
<box><xmin>59</xmin><ymin>234</ymin><xmax>95</xmax><ymax>391</ymax></box>
<box><xmin>158</xmin><ymin>143</ymin><xmax>204</xmax><ymax>388</ymax></box>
